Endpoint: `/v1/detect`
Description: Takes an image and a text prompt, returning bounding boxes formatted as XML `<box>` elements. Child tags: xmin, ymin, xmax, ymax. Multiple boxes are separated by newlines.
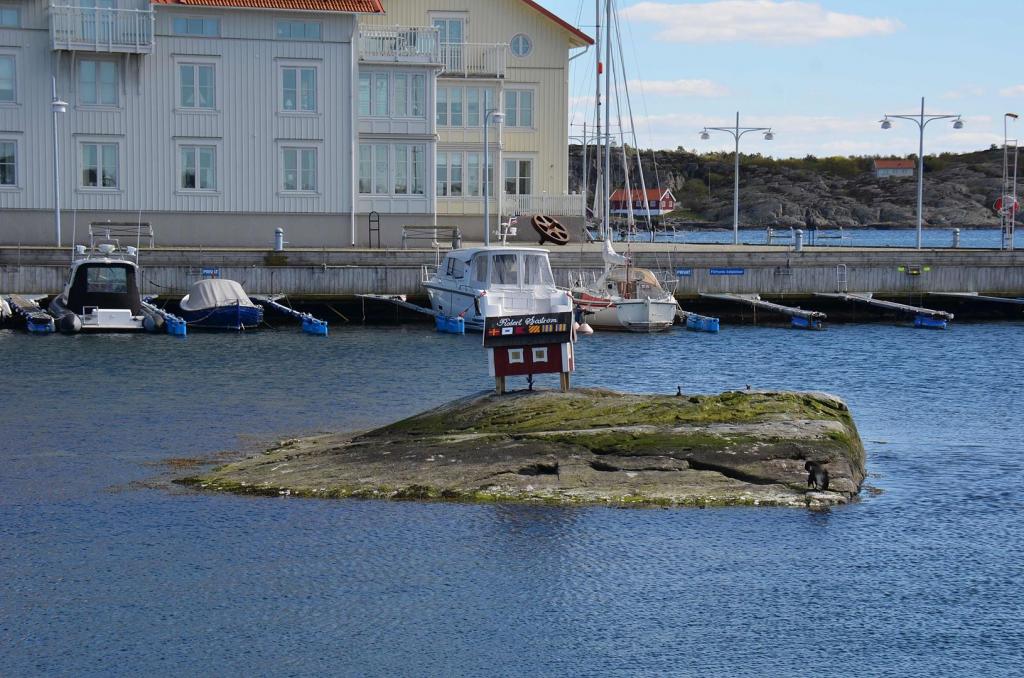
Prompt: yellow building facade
<box><xmin>360</xmin><ymin>1</ymin><xmax>591</xmax><ymax>227</ymax></box>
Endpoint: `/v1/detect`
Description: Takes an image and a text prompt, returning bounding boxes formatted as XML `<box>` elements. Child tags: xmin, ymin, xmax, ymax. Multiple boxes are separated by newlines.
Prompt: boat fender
<box><xmin>58</xmin><ymin>313</ymin><xmax>82</xmax><ymax>334</ymax></box>
<box><xmin>577</xmin><ymin>322</ymin><xmax>594</xmax><ymax>335</ymax></box>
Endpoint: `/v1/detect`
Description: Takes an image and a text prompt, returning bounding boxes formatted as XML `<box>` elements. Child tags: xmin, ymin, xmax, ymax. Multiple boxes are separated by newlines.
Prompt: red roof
<box><xmin>610</xmin><ymin>188</ymin><xmax>674</xmax><ymax>201</ymax></box>
<box><xmin>520</xmin><ymin>0</ymin><xmax>594</xmax><ymax>45</ymax></box>
<box><xmin>874</xmin><ymin>159</ymin><xmax>915</xmax><ymax>169</ymax></box>
<box><xmin>151</xmin><ymin>0</ymin><xmax>384</xmax><ymax>12</ymax></box>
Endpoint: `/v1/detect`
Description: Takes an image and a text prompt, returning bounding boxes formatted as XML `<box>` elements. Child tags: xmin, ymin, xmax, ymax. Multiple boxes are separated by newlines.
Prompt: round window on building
<box><xmin>511</xmin><ymin>33</ymin><xmax>532</xmax><ymax>57</ymax></box>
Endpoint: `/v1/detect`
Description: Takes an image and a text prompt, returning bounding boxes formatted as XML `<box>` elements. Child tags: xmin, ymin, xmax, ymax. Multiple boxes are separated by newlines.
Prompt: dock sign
<box><xmin>709</xmin><ymin>267</ymin><xmax>745</xmax><ymax>276</ymax></box>
<box><xmin>483</xmin><ymin>312</ymin><xmax>573</xmax><ymax>348</ymax></box>
<box><xmin>675</xmin><ymin>267</ymin><xmax>693</xmax><ymax>277</ymax></box>
<box><xmin>201</xmin><ymin>267</ymin><xmax>220</xmax><ymax>279</ymax></box>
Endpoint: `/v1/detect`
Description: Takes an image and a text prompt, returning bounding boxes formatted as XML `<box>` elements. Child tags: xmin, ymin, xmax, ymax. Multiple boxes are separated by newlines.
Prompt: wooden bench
<box><xmin>401</xmin><ymin>225</ymin><xmax>462</xmax><ymax>249</ymax></box>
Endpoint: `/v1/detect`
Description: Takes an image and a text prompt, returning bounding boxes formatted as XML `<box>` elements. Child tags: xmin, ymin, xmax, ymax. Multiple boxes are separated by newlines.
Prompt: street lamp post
<box><xmin>1002</xmin><ymin>112</ymin><xmax>1018</xmax><ymax>251</ymax></box>
<box><xmin>700</xmin><ymin>111</ymin><xmax>773</xmax><ymax>245</ymax></box>
<box><xmin>880</xmin><ymin>97</ymin><xmax>963</xmax><ymax>250</ymax></box>
<box><xmin>51</xmin><ymin>76</ymin><xmax>68</xmax><ymax>247</ymax></box>
<box><xmin>483</xmin><ymin>108</ymin><xmax>505</xmax><ymax>247</ymax></box>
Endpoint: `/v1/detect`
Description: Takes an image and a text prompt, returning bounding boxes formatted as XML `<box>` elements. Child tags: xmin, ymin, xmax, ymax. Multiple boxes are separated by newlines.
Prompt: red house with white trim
<box><xmin>873</xmin><ymin>159</ymin><xmax>915</xmax><ymax>178</ymax></box>
<box><xmin>609</xmin><ymin>188</ymin><xmax>676</xmax><ymax>218</ymax></box>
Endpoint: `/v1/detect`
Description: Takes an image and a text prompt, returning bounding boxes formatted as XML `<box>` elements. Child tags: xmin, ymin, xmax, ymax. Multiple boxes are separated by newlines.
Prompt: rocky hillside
<box><xmin>569</xmin><ymin>146</ymin><xmax>1011</xmax><ymax>228</ymax></box>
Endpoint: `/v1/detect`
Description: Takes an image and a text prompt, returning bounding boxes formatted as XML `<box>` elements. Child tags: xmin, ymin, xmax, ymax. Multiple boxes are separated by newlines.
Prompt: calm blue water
<box><xmin>2</xmin><ymin>323</ymin><xmax>1023</xmax><ymax>676</ymax></box>
<box><xmin>626</xmin><ymin>226</ymin><xmax>1016</xmax><ymax>249</ymax></box>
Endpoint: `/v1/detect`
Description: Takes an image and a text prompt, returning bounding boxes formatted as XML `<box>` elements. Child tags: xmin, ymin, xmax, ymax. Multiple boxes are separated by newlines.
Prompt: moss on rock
<box><xmin>180</xmin><ymin>388</ymin><xmax>866</xmax><ymax>509</ymax></box>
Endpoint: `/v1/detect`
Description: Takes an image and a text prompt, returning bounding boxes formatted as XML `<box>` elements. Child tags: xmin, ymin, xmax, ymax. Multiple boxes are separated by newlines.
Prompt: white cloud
<box><xmin>629</xmin><ymin>79</ymin><xmax>729</xmax><ymax>97</ymax></box>
<box><xmin>999</xmin><ymin>85</ymin><xmax>1024</xmax><ymax>97</ymax></box>
<box><xmin>942</xmin><ymin>86</ymin><xmax>986</xmax><ymax>100</ymax></box>
<box><xmin>620</xmin><ymin>1</ymin><xmax>902</xmax><ymax>44</ymax></box>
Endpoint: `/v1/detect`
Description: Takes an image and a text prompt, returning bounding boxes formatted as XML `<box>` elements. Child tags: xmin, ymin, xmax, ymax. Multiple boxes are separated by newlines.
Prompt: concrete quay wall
<box><xmin>2</xmin><ymin>245</ymin><xmax>1023</xmax><ymax>301</ymax></box>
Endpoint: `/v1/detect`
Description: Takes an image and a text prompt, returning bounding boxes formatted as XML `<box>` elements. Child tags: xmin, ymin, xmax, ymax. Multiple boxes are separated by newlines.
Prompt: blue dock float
<box><xmin>685</xmin><ymin>313</ymin><xmax>720</xmax><ymax>333</ymax></box>
<box><xmin>142</xmin><ymin>301</ymin><xmax>188</xmax><ymax>336</ymax></box>
<box><xmin>790</xmin><ymin>316</ymin><xmax>824</xmax><ymax>330</ymax></box>
<box><xmin>254</xmin><ymin>296</ymin><xmax>329</xmax><ymax>336</ymax></box>
<box><xmin>435</xmin><ymin>314</ymin><xmax>466</xmax><ymax>334</ymax></box>
<box><xmin>816</xmin><ymin>292</ymin><xmax>953</xmax><ymax>329</ymax></box>
<box><xmin>5</xmin><ymin>295</ymin><xmax>55</xmax><ymax>334</ymax></box>
<box><xmin>700</xmin><ymin>293</ymin><xmax>827</xmax><ymax>330</ymax></box>
<box><xmin>914</xmin><ymin>315</ymin><xmax>948</xmax><ymax>330</ymax></box>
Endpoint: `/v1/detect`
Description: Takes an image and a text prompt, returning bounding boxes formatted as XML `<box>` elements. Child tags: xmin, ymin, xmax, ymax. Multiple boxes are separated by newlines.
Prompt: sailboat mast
<box><xmin>603</xmin><ymin>0</ymin><xmax>612</xmax><ymax>241</ymax></box>
<box><xmin>594</xmin><ymin>0</ymin><xmax>602</xmax><ymax>238</ymax></box>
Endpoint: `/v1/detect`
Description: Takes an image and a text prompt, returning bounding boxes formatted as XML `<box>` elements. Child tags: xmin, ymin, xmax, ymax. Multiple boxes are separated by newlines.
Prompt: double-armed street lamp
<box><xmin>483</xmin><ymin>108</ymin><xmax>505</xmax><ymax>247</ymax></box>
<box><xmin>51</xmin><ymin>76</ymin><xmax>68</xmax><ymax>247</ymax></box>
<box><xmin>1001</xmin><ymin>112</ymin><xmax>1018</xmax><ymax>251</ymax></box>
<box><xmin>880</xmin><ymin>96</ymin><xmax>963</xmax><ymax>249</ymax></box>
<box><xmin>700</xmin><ymin>111</ymin><xmax>774</xmax><ymax>245</ymax></box>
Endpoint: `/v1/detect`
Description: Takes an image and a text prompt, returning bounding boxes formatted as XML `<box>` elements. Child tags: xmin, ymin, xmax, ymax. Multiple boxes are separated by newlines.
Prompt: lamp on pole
<box><xmin>880</xmin><ymin>97</ymin><xmax>963</xmax><ymax>250</ymax></box>
<box><xmin>51</xmin><ymin>76</ymin><xmax>68</xmax><ymax>247</ymax></box>
<box><xmin>483</xmin><ymin>108</ymin><xmax>504</xmax><ymax>247</ymax></box>
<box><xmin>1001</xmin><ymin>112</ymin><xmax>1018</xmax><ymax>251</ymax></box>
<box><xmin>700</xmin><ymin>111</ymin><xmax>773</xmax><ymax>245</ymax></box>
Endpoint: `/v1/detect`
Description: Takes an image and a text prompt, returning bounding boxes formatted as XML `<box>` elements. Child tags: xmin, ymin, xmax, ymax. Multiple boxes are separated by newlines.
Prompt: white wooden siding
<box><xmin>0</xmin><ymin>1</ymin><xmax>358</xmax><ymax>217</ymax></box>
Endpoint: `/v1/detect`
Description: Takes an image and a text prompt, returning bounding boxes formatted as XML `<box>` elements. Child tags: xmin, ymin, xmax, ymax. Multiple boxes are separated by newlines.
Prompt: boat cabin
<box><xmin>438</xmin><ymin>247</ymin><xmax>557</xmax><ymax>290</ymax></box>
<box><xmin>600</xmin><ymin>265</ymin><xmax>671</xmax><ymax>300</ymax></box>
<box><xmin>62</xmin><ymin>261</ymin><xmax>142</xmax><ymax>316</ymax></box>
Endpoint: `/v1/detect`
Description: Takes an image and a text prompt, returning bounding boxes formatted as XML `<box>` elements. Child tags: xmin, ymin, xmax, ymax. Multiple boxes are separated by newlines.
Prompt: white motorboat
<box><xmin>423</xmin><ymin>246</ymin><xmax>573</xmax><ymax>331</ymax></box>
<box><xmin>571</xmin><ymin>238</ymin><xmax>679</xmax><ymax>332</ymax></box>
<box><xmin>48</xmin><ymin>242</ymin><xmax>148</xmax><ymax>333</ymax></box>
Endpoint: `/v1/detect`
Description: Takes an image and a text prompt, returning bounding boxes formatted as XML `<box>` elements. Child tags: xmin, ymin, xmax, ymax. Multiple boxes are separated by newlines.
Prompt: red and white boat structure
<box><xmin>571</xmin><ymin>239</ymin><xmax>679</xmax><ymax>332</ymax></box>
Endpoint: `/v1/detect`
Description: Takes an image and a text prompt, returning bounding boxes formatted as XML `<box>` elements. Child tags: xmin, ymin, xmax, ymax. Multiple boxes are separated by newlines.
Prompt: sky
<box><xmin>544</xmin><ymin>0</ymin><xmax>1024</xmax><ymax>158</ymax></box>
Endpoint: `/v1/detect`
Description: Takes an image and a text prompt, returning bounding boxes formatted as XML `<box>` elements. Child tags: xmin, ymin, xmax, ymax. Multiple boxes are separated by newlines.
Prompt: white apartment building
<box><xmin>1</xmin><ymin>1</ymin><xmax>588</xmax><ymax>248</ymax></box>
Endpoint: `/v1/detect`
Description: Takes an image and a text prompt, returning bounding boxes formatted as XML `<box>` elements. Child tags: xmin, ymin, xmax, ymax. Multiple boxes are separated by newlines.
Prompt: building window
<box><xmin>0</xmin><ymin>140</ymin><xmax>15</xmax><ymax>186</ymax></box>
<box><xmin>81</xmin><ymin>142</ymin><xmax>118</xmax><ymax>189</ymax></box>
<box><xmin>78</xmin><ymin>60</ymin><xmax>118</xmax><ymax>106</ymax></box>
<box><xmin>504</xmin><ymin>90</ymin><xmax>534</xmax><ymax>128</ymax></box>
<box><xmin>504</xmin><ymin>159</ymin><xmax>532</xmax><ymax>195</ymax></box>
<box><xmin>510</xmin><ymin>34</ymin><xmax>532</xmax><ymax>57</ymax></box>
<box><xmin>432</xmin><ymin>17</ymin><xmax>464</xmax><ymax>45</ymax></box>
<box><xmin>172</xmin><ymin>17</ymin><xmax>220</xmax><ymax>37</ymax></box>
<box><xmin>359</xmin><ymin>72</ymin><xmax>425</xmax><ymax>118</ymax></box>
<box><xmin>436</xmin><ymin>151</ymin><xmax>448</xmax><ymax>197</ymax></box>
<box><xmin>437</xmin><ymin>151</ymin><xmax>493</xmax><ymax>198</ymax></box>
<box><xmin>179</xmin><ymin>63</ymin><xmax>215</xmax><ymax>109</ymax></box>
<box><xmin>282</xmin><ymin>147</ymin><xmax>317</xmax><ymax>192</ymax></box>
<box><xmin>180</xmin><ymin>145</ymin><xmax>216</xmax><ymax>190</ymax></box>
<box><xmin>532</xmin><ymin>347</ymin><xmax>548</xmax><ymax>363</ymax></box>
<box><xmin>508</xmin><ymin>348</ymin><xmax>524</xmax><ymax>364</ymax></box>
<box><xmin>436</xmin><ymin>87</ymin><xmax>447</xmax><ymax>126</ymax></box>
<box><xmin>438</xmin><ymin>86</ymin><xmax>494</xmax><ymax>128</ymax></box>
<box><xmin>411</xmin><ymin>74</ymin><xmax>425</xmax><ymax>117</ymax></box>
<box><xmin>0</xmin><ymin>7</ymin><xmax>19</xmax><ymax>27</ymax></box>
<box><xmin>282</xmin><ymin>66</ymin><xmax>316</xmax><ymax>112</ymax></box>
<box><xmin>276</xmin><ymin>20</ymin><xmax>321</xmax><ymax>41</ymax></box>
<box><xmin>373</xmin><ymin>72</ymin><xmax>388</xmax><ymax>116</ymax></box>
<box><xmin>449</xmin><ymin>87</ymin><xmax>463</xmax><ymax>127</ymax></box>
<box><xmin>358</xmin><ymin>143</ymin><xmax>426</xmax><ymax>196</ymax></box>
<box><xmin>0</xmin><ymin>55</ymin><xmax>15</xmax><ymax>103</ymax></box>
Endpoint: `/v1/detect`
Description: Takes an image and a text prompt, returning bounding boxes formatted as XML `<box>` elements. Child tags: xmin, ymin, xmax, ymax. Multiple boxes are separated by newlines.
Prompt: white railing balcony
<box><xmin>359</xmin><ymin>26</ymin><xmax>440</xmax><ymax>64</ymax></box>
<box><xmin>50</xmin><ymin>3</ymin><xmax>155</xmax><ymax>54</ymax></box>
<box><xmin>441</xmin><ymin>42</ymin><xmax>508</xmax><ymax>78</ymax></box>
<box><xmin>503</xmin><ymin>194</ymin><xmax>586</xmax><ymax>218</ymax></box>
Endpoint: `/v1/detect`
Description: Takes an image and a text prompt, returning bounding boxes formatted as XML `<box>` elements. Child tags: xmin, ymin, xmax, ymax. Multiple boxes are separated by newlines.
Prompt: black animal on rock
<box><xmin>805</xmin><ymin>461</ymin><xmax>829</xmax><ymax>491</ymax></box>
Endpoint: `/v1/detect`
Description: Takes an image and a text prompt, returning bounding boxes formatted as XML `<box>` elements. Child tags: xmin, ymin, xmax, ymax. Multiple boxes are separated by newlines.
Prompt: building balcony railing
<box><xmin>50</xmin><ymin>3</ymin><xmax>155</xmax><ymax>54</ymax></box>
<box><xmin>441</xmin><ymin>42</ymin><xmax>508</xmax><ymax>78</ymax></box>
<box><xmin>503</xmin><ymin>194</ymin><xmax>586</xmax><ymax>218</ymax></box>
<box><xmin>359</xmin><ymin>26</ymin><xmax>441</xmax><ymax>64</ymax></box>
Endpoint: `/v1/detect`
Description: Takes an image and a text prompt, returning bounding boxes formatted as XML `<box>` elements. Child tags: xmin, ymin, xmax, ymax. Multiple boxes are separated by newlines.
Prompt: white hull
<box><xmin>578</xmin><ymin>297</ymin><xmax>677</xmax><ymax>332</ymax></box>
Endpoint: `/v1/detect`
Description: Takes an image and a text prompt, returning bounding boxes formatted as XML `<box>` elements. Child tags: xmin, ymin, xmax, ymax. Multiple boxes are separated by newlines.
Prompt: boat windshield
<box><xmin>523</xmin><ymin>254</ymin><xmax>554</xmax><ymax>286</ymax></box>
<box><xmin>86</xmin><ymin>266</ymin><xmax>129</xmax><ymax>294</ymax></box>
<box><xmin>489</xmin><ymin>253</ymin><xmax>519</xmax><ymax>285</ymax></box>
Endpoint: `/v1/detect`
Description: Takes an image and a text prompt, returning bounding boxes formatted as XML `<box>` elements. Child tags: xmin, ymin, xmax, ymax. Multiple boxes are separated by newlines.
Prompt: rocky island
<box><xmin>181</xmin><ymin>389</ymin><xmax>865</xmax><ymax>508</ymax></box>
